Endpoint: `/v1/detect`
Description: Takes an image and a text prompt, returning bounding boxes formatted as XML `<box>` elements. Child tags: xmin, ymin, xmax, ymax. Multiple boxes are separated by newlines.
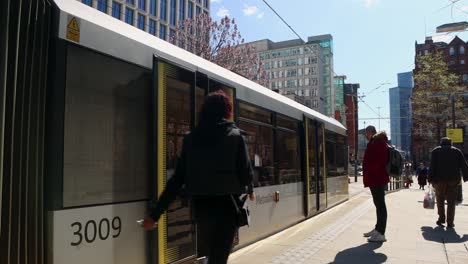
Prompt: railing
<box><xmin>386</xmin><ymin>176</ymin><xmax>405</xmax><ymax>191</ymax></box>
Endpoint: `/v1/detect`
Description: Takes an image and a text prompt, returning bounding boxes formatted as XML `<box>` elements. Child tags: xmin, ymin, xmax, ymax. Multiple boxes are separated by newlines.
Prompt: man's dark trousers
<box><xmin>370</xmin><ymin>186</ymin><xmax>387</xmax><ymax>235</ymax></box>
<box><xmin>434</xmin><ymin>180</ymin><xmax>459</xmax><ymax>225</ymax></box>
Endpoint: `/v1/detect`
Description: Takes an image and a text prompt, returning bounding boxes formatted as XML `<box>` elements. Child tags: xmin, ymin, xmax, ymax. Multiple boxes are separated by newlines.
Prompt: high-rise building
<box><xmin>77</xmin><ymin>0</ymin><xmax>210</xmax><ymax>41</ymax></box>
<box><xmin>308</xmin><ymin>35</ymin><xmax>335</xmax><ymax>116</ymax></box>
<box><xmin>334</xmin><ymin>75</ymin><xmax>346</xmax><ymax>125</ymax></box>
<box><xmin>389</xmin><ymin>72</ymin><xmax>413</xmax><ymax>159</ymax></box>
<box><xmin>245</xmin><ymin>38</ymin><xmax>325</xmax><ymax>112</ymax></box>
<box><xmin>245</xmin><ymin>35</ymin><xmax>335</xmax><ymax>114</ymax></box>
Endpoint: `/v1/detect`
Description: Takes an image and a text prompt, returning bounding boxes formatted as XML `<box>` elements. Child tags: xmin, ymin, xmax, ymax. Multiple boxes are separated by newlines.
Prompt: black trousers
<box><xmin>193</xmin><ymin>196</ymin><xmax>239</xmax><ymax>264</ymax></box>
<box><xmin>370</xmin><ymin>186</ymin><xmax>387</xmax><ymax>235</ymax></box>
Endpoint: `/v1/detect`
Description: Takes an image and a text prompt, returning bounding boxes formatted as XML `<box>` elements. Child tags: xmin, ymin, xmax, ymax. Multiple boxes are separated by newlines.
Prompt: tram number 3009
<box><xmin>70</xmin><ymin>216</ymin><xmax>122</xmax><ymax>246</ymax></box>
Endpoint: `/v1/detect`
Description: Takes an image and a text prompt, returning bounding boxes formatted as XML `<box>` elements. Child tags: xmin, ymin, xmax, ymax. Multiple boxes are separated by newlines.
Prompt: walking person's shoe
<box><xmin>367</xmin><ymin>231</ymin><xmax>386</xmax><ymax>242</ymax></box>
<box><xmin>436</xmin><ymin>220</ymin><xmax>445</xmax><ymax>226</ymax></box>
<box><xmin>363</xmin><ymin>229</ymin><xmax>378</xmax><ymax>237</ymax></box>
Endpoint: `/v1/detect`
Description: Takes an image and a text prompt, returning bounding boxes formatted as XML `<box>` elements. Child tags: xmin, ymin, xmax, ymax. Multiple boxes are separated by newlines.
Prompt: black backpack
<box><xmin>386</xmin><ymin>144</ymin><xmax>403</xmax><ymax>177</ymax></box>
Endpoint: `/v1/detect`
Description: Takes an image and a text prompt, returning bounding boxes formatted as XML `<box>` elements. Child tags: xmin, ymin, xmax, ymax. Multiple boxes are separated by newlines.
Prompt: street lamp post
<box><xmin>451</xmin><ymin>94</ymin><xmax>456</xmax><ymax>129</ymax></box>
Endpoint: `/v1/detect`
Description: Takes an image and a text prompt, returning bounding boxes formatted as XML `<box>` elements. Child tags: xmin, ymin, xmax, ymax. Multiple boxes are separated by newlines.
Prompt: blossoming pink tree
<box><xmin>171</xmin><ymin>13</ymin><xmax>267</xmax><ymax>86</ymax></box>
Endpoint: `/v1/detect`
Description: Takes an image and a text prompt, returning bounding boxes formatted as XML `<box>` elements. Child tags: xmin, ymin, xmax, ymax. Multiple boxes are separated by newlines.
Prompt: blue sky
<box><xmin>210</xmin><ymin>0</ymin><xmax>468</xmax><ymax>137</ymax></box>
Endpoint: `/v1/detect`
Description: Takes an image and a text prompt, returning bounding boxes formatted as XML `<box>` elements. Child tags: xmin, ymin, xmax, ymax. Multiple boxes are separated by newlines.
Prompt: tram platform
<box><xmin>229</xmin><ymin>179</ymin><xmax>468</xmax><ymax>264</ymax></box>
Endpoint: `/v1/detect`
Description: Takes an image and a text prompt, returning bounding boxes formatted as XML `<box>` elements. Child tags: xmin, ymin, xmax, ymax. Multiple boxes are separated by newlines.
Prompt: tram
<box><xmin>0</xmin><ymin>1</ymin><xmax>349</xmax><ymax>263</ymax></box>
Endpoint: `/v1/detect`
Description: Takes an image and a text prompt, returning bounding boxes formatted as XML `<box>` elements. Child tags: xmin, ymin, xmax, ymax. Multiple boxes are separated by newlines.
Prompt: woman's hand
<box><xmin>249</xmin><ymin>192</ymin><xmax>256</xmax><ymax>201</ymax></box>
<box><xmin>142</xmin><ymin>217</ymin><xmax>158</xmax><ymax>231</ymax></box>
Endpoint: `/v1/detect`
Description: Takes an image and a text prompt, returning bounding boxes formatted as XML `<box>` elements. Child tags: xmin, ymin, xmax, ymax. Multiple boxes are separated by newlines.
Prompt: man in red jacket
<box><xmin>362</xmin><ymin>125</ymin><xmax>389</xmax><ymax>242</ymax></box>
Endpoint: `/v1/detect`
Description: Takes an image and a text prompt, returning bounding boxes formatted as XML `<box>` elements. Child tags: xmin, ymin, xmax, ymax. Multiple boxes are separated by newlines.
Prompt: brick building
<box><xmin>344</xmin><ymin>83</ymin><xmax>359</xmax><ymax>163</ymax></box>
<box><xmin>413</xmin><ymin>36</ymin><xmax>468</xmax><ymax>162</ymax></box>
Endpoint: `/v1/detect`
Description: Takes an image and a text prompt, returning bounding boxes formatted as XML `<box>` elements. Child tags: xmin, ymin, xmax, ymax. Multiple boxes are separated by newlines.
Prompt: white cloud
<box><xmin>363</xmin><ymin>0</ymin><xmax>380</xmax><ymax>8</ymax></box>
<box><xmin>211</xmin><ymin>0</ymin><xmax>222</xmax><ymax>3</ymax></box>
<box><xmin>458</xmin><ymin>5</ymin><xmax>468</xmax><ymax>12</ymax></box>
<box><xmin>257</xmin><ymin>12</ymin><xmax>265</xmax><ymax>19</ymax></box>
<box><xmin>216</xmin><ymin>7</ymin><xmax>230</xmax><ymax>17</ymax></box>
<box><xmin>243</xmin><ymin>4</ymin><xmax>259</xmax><ymax>16</ymax></box>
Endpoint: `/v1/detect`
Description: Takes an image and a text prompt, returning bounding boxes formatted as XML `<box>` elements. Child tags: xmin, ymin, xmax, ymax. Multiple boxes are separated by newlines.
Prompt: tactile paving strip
<box><xmin>269</xmin><ymin>198</ymin><xmax>373</xmax><ymax>264</ymax></box>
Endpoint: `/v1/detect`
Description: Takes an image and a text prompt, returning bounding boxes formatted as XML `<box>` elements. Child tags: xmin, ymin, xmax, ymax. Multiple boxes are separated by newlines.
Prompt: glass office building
<box><xmin>78</xmin><ymin>0</ymin><xmax>209</xmax><ymax>41</ymax></box>
<box><xmin>389</xmin><ymin>72</ymin><xmax>413</xmax><ymax>159</ymax></box>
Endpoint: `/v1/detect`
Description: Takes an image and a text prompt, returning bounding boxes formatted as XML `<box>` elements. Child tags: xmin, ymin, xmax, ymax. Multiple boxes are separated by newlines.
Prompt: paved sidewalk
<box><xmin>229</xmin><ymin>180</ymin><xmax>468</xmax><ymax>264</ymax></box>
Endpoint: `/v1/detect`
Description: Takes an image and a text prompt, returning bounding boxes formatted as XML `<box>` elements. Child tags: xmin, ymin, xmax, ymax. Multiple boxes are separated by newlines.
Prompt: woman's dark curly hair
<box><xmin>198</xmin><ymin>90</ymin><xmax>233</xmax><ymax>126</ymax></box>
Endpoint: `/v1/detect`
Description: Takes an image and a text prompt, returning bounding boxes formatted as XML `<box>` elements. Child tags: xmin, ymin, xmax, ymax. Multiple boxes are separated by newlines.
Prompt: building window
<box><xmin>170</xmin><ymin>0</ymin><xmax>177</xmax><ymax>26</ymax></box>
<box><xmin>126</xmin><ymin>0</ymin><xmax>135</xmax><ymax>5</ymax></box>
<box><xmin>97</xmin><ymin>0</ymin><xmax>107</xmax><ymax>13</ymax></box>
<box><xmin>463</xmin><ymin>74</ymin><xmax>468</xmax><ymax>82</ymax></box>
<box><xmin>149</xmin><ymin>0</ymin><xmax>157</xmax><ymax>16</ymax></box>
<box><xmin>112</xmin><ymin>2</ymin><xmax>122</xmax><ymax>19</ymax></box>
<box><xmin>188</xmin><ymin>1</ymin><xmax>194</xmax><ymax>18</ymax></box>
<box><xmin>179</xmin><ymin>0</ymin><xmax>186</xmax><ymax>22</ymax></box>
<box><xmin>196</xmin><ymin>6</ymin><xmax>201</xmax><ymax>15</ymax></box>
<box><xmin>125</xmin><ymin>7</ymin><xmax>134</xmax><ymax>25</ymax></box>
<box><xmin>138</xmin><ymin>0</ymin><xmax>146</xmax><ymax>11</ymax></box>
<box><xmin>460</xmin><ymin>46</ymin><xmax>465</xmax><ymax>54</ymax></box>
<box><xmin>450</xmin><ymin>47</ymin><xmax>455</xmax><ymax>56</ymax></box>
<box><xmin>450</xmin><ymin>60</ymin><xmax>456</xmax><ymax>65</ymax></box>
<box><xmin>461</xmin><ymin>60</ymin><xmax>465</xmax><ymax>65</ymax></box>
<box><xmin>196</xmin><ymin>0</ymin><xmax>201</xmax><ymax>3</ymax></box>
<box><xmin>203</xmin><ymin>0</ymin><xmax>209</xmax><ymax>8</ymax></box>
<box><xmin>82</xmin><ymin>0</ymin><xmax>92</xmax><ymax>6</ymax></box>
<box><xmin>137</xmin><ymin>14</ymin><xmax>145</xmax><ymax>30</ymax></box>
<box><xmin>160</xmin><ymin>0</ymin><xmax>167</xmax><ymax>21</ymax></box>
<box><xmin>159</xmin><ymin>24</ymin><xmax>167</xmax><ymax>40</ymax></box>
<box><xmin>169</xmin><ymin>29</ymin><xmax>175</xmax><ymax>39</ymax></box>
<box><xmin>149</xmin><ymin>19</ymin><xmax>156</xmax><ymax>35</ymax></box>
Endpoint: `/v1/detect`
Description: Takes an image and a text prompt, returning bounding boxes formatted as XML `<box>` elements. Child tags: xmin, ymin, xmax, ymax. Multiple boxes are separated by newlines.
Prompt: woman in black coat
<box><xmin>143</xmin><ymin>90</ymin><xmax>255</xmax><ymax>264</ymax></box>
<box><xmin>416</xmin><ymin>162</ymin><xmax>428</xmax><ymax>190</ymax></box>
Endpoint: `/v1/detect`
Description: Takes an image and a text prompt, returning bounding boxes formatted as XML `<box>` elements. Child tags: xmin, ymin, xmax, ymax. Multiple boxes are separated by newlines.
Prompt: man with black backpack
<box><xmin>428</xmin><ymin>137</ymin><xmax>468</xmax><ymax>228</ymax></box>
<box><xmin>362</xmin><ymin>125</ymin><xmax>389</xmax><ymax>242</ymax></box>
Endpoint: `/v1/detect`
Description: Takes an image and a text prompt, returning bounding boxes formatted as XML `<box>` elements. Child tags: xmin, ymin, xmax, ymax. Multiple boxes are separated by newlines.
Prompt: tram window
<box><xmin>63</xmin><ymin>45</ymin><xmax>151</xmax><ymax>207</ymax></box>
<box><xmin>195</xmin><ymin>87</ymin><xmax>205</xmax><ymax>125</ymax></box>
<box><xmin>276</xmin><ymin>130</ymin><xmax>301</xmax><ymax>183</ymax></box>
<box><xmin>209</xmin><ymin>79</ymin><xmax>235</xmax><ymax>121</ymax></box>
<box><xmin>238</xmin><ymin>121</ymin><xmax>275</xmax><ymax>187</ymax></box>
<box><xmin>239</xmin><ymin>102</ymin><xmax>272</xmax><ymax>124</ymax></box>
<box><xmin>325</xmin><ymin>132</ymin><xmax>347</xmax><ymax>177</ymax></box>
<box><xmin>162</xmin><ymin>62</ymin><xmax>197</xmax><ymax>260</ymax></box>
<box><xmin>336</xmin><ymin>135</ymin><xmax>347</xmax><ymax>177</ymax></box>
<box><xmin>277</xmin><ymin>114</ymin><xmax>298</xmax><ymax>130</ymax></box>
<box><xmin>196</xmin><ymin>73</ymin><xmax>208</xmax><ymax>125</ymax></box>
<box><xmin>325</xmin><ymin>132</ymin><xmax>337</xmax><ymax>177</ymax></box>
<box><xmin>166</xmin><ymin>77</ymin><xmax>191</xmax><ymax>170</ymax></box>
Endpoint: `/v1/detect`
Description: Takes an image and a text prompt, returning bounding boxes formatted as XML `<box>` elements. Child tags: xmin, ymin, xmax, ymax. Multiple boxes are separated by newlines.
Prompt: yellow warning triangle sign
<box><xmin>68</xmin><ymin>17</ymin><xmax>79</xmax><ymax>31</ymax></box>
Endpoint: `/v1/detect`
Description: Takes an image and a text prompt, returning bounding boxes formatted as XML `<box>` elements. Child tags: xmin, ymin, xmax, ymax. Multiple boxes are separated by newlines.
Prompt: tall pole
<box><xmin>451</xmin><ymin>94</ymin><xmax>455</xmax><ymax>128</ymax></box>
<box><xmin>354</xmin><ymin>93</ymin><xmax>358</xmax><ymax>182</ymax></box>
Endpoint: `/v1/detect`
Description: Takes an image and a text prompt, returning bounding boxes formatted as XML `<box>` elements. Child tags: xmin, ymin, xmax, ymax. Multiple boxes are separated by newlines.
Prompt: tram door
<box><xmin>306</xmin><ymin>119</ymin><xmax>318</xmax><ymax>214</ymax></box>
<box><xmin>154</xmin><ymin>59</ymin><xmax>197</xmax><ymax>264</ymax></box>
<box><xmin>318</xmin><ymin>123</ymin><xmax>327</xmax><ymax>210</ymax></box>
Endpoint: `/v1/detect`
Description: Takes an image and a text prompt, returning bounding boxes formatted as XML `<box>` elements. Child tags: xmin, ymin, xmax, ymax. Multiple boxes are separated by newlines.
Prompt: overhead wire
<box><xmin>260</xmin><ymin>0</ymin><xmax>418</xmax><ymax>124</ymax></box>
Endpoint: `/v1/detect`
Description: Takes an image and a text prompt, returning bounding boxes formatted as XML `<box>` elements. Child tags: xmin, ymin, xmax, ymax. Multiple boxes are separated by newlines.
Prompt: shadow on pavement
<box><xmin>421</xmin><ymin>226</ymin><xmax>468</xmax><ymax>243</ymax></box>
<box><xmin>329</xmin><ymin>243</ymin><xmax>386</xmax><ymax>264</ymax></box>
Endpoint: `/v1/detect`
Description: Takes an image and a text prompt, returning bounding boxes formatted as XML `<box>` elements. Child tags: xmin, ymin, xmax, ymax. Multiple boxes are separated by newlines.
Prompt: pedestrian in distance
<box><xmin>416</xmin><ymin>161</ymin><xmax>429</xmax><ymax>190</ymax></box>
<box><xmin>428</xmin><ymin>137</ymin><xmax>468</xmax><ymax>228</ymax></box>
<box><xmin>362</xmin><ymin>125</ymin><xmax>389</xmax><ymax>242</ymax></box>
<box><xmin>142</xmin><ymin>90</ymin><xmax>256</xmax><ymax>264</ymax></box>
<box><xmin>404</xmin><ymin>163</ymin><xmax>413</xmax><ymax>188</ymax></box>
